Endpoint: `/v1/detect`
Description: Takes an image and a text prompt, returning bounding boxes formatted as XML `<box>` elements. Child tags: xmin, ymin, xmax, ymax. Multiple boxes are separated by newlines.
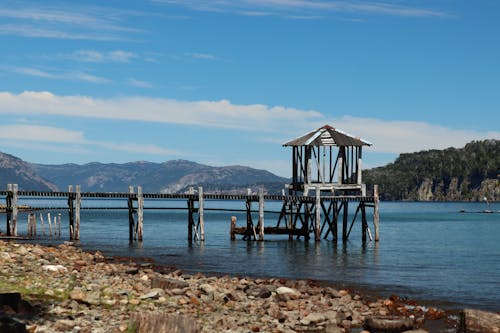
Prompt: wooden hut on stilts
<box><xmin>274</xmin><ymin>124</ymin><xmax>377</xmax><ymax>242</ymax></box>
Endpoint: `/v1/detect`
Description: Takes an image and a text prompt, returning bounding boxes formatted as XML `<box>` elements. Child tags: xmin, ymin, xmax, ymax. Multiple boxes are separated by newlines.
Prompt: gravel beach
<box><xmin>0</xmin><ymin>240</ymin><xmax>457</xmax><ymax>332</ymax></box>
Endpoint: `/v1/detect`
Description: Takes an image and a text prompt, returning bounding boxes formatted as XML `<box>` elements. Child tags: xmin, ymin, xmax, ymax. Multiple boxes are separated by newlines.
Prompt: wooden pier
<box><xmin>0</xmin><ymin>124</ymin><xmax>380</xmax><ymax>244</ymax></box>
<box><xmin>0</xmin><ymin>184</ymin><xmax>379</xmax><ymax>244</ymax></box>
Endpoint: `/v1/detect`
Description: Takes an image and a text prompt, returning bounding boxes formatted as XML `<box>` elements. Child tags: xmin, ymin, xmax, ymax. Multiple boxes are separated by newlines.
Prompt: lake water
<box><xmin>8</xmin><ymin>199</ymin><xmax>500</xmax><ymax>311</ymax></box>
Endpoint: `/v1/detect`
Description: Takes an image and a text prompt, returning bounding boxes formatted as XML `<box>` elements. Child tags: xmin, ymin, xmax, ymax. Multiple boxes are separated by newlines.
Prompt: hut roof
<box><xmin>283</xmin><ymin>125</ymin><xmax>372</xmax><ymax>147</ymax></box>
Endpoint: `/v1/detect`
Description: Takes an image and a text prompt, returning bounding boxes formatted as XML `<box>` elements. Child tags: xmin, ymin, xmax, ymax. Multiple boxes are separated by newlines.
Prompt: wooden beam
<box><xmin>315</xmin><ymin>186</ymin><xmax>321</xmax><ymax>241</ymax></box>
<box><xmin>75</xmin><ymin>185</ymin><xmax>81</xmax><ymax>240</ymax></box>
<box><xmin>198</xmin><ymin>186</ymin><xmax>205</xmax><ymax>241</ymax></box>
<box><xmin>137</xmin><ymin>186</ymin><xmax>144</xmax><ymax>241</ymax></box>
<box><xmin>374</xmin><ymin>184</ymin><xmax>380</xmax><ymax>242</ymax></box>
<box><xmin>258</xmin><ymin>187</ymin><xmax>264</xmax><ymax>241</ymax></box>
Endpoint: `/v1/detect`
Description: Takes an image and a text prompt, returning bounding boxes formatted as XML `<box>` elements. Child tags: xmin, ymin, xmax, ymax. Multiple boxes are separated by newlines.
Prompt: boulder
<box><xmin>151</xmin><ymin>277</ymin><xmax>189</xmax><ymax>290</ymax></box>
<box><xmin>459</xmin><ymin>309</ymin><xmax>500</xmax><ymax>333</ymax></box>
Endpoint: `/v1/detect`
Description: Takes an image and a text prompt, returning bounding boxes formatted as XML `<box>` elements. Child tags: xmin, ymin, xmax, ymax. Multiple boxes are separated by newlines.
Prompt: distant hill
<box><xmin>0</xmin><ymin>152</ymin><xmax>57</xmax><ymax>191</ymax></box>
<box><xmin>364</xmin><ymin>140</ymin><xmax>500</xmax><ymax>201</ymax></box>
<box><xmin>31</xmin><ymin>159</ymin><xmax>289</xmax><ymax>194</ymax></box>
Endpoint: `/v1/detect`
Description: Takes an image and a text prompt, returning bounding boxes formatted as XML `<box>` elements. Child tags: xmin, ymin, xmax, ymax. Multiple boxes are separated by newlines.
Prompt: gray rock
<box><xmin>300</xmin><ymin>312</ymin><xmax>326</xmax><ymax>325</ymax></box>
<box><xmin>139</xmin><ymin>288</ymin><xmax>164</xmax><ymax>300</ymax></box>
<box><xmin>199</xmin><ymin>283</ymin><xmax>216</xmax><ymax>296</ymax></box>
<box><xmin>460</xmin><ymin>309</ymin><xmax>500</xmax><ymax>333</ymax></box>
<box><xmin>151</xmin><ymin>277</ymin><xmax>189</xmax><ymax>290</ymax></box>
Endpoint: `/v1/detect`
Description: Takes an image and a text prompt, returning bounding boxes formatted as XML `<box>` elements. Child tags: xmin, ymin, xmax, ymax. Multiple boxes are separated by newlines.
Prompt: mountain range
<box><xmin>1</xmin><ymin>139</ymin><xmax>499</xmax><ymax>200</ymax></box>
<box><xmin>0</xmin><ymin>153</ymin><xmax>288</xmax><ymax>194</ymax></box>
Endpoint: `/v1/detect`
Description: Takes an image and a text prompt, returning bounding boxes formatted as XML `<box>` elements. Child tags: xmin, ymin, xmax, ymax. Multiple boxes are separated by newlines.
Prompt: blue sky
<box><xmin>0</xmin><ymin>0</ymin><xmax>499</xmax><ymax>176</ymax></box>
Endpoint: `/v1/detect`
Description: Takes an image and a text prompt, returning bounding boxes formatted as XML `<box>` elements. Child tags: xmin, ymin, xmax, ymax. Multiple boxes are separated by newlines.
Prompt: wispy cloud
<box><xmin>69</xmin><ymin>50</ymin><xmax>138</xmax><ymax>63</ymax></box>
<box><xmin>0</xmin><ymin>4</ymin><xmax>141</xmax><ymax>41</ymax></box>
<box><xmin>186</xmin><ymin>52</ymin><xmax>219</xmax><ymax>61</ymax></box>
<box><xmin>152</xmin><ymin>0</ymin><xmax>449</xmax><ymax>19</ymax></box>
<box><xmin>127</xmin><ymin>78</ymin><xmax>153</xmax><ymax>88</ymax></box>
<box><xmin>0</xmin><ymin>124</ymin><xmax>180</xmax><ymax>157</ymax></box>
<box><xmin>0</xmin><ymin>66</ymin><xmax>110</xmax><ymax>84</ymax></box>
<box><xmin>0</xmin><ymin>91</ymin><xmax>498</xmax><ymax>155</ymax></box>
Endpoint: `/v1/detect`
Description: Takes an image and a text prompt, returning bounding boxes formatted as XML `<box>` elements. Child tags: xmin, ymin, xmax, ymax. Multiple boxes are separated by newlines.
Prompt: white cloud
<box><xmin>0</xmin><ymin>123</ymin><xmax>181</xmax><ymax>157</ymax></box>
<box><xmin>0</xmin><ymin>91</ymin><xmax>323</xmax><ymax>132</ymax></box>
<box><xmin>0</xmin><ymin>125</ymin><xmax>84</xmax><ymax>143</ymax></box>
<box><xmin>0</xmin><ymin>5</ymin><xmax>141</xmax><ymax>41</ymax></box>
<box><xmin>152</xmin><ymin>0</ymin><xmax>449</xmax><ymax>18</ymax></box>
<box><xmin>0</xmin><ymin>91</ymin><xmax>498</xmax><ymax>157</ymax></box>
<box><xmin>323</xmin><ymin>116</ymin><xmax>500</xmax><ymax>154</ymax></box>
<box><xmin>186</xmin><ymin>52</ymin><xmax>218</xmax><ymax>61</ymax></box>
<box><xmin>127</xmin><ymin>78</ymin><xmax>153</xmax><ymax>88</ymax></box>
<box><xmin>71</xmin><ymin>50</ymin><xmax>137</xmax><ymax>63</ymax></box>
<box><xmin>0</xmin><ymin>67</ymin><xmax>110</xmax><ymax>84</ymax></box>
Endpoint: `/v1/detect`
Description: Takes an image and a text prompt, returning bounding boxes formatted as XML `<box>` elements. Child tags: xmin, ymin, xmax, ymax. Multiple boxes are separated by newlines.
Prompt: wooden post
<box><xmin>342</xmin><ymin>201</ymin><xmax>348</xmax><ymax>242</ymax></box>
<box><xmin>75</xmin><ymin>185</ymin><xmax>81</xmax><ymax>240</ymax></box>
<box><xmin>258</xmin><ymin>187</ymin><xmax>264</xmax><ymax>241</ymax></box>
<box><xmin>128</xmin><ymin>186</ymin><xmax>135</xmax><ymax>242</ymax></box>
<box><xmin>33</xmin><ymin>213</ymin><xmax>37</xmax><ymax>237</ymax></box>
<box><xmin>198</xmin><ymin>186</ymin><xmax>205</xmax><ymax>241</ymax></box>
<box><xmin>137</xmin><ymin>186</ymin><xmax>144</xmax><ymax>241</ymax></box>
<box><xmin>188</xmin><ymin>187</ymin><xmax>194</xmax><ymax>243</ymax></box>
<box><xmin>12</xmin><ymin>184</ymin><xmax>18</xmax><ymax>236</ymax></box>
<box><xmin>230</xmin><ymin>216</ymin><xmax>237</xmax><ymax>241</ymax></box>
<box><xmin>373</xmin><ymin>184</ymin><xmax>380</xmax><ymax>242</ymax></box>
<box><xmin>48</xmin><ymin>212</ymin><xmax>52</xmax><ymax>237</ymax></box>
<box><xmin>315</xmin><ymin>186</ymin><xmax>321</xmax><ymax>241</ymax></box>
<box><xmin>68</xmin><ymin>185</ymin><xmax>74</xmax><ymax>240</ymax></box>
<box><xmin>40</xmin><ymin>213</ymin><xmax>45</xmax><ymax>236</ymax></box>
<box><xmin>361</xmin><ymin>203</ymin><xmax>367</xmax><ymax>243</ymax></box>
<box><xmin>27</xmin><ymin>214</ymin><xmax>32</xmax><ymax>237</ymax></box>
<box><xmin>6</xmin><ymin>184</ymin><xmax>12</xmax><ymax>236</ymax></box>
<box><xmin>58</xmin><ymin>213</ymin><xmax>61</xmax><ymax>237</ymax></box>
<box><xmin>338</xmin><ymin>155</ymin><xmax>343</xmax><ymax>185</ymax></box>
<box><xmin>53</xmin><ymin>216</ymin><xmax>58</xmax><ymax>238</ymax></box>
<box><xmin>357</xmin><ymin>147</ymin><xmax>363</xmax><ymax>185</ymax></box>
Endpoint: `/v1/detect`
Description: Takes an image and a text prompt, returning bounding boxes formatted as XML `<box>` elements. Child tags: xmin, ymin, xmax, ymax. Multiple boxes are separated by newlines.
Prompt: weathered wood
<box><xmin>68</xmin><ymin>185</ymin><xmax>74</xmax><ymax>240</ymax></box>
<box><xmin>12</xmin><ymin>184</ymin><xmax>18</xmax><ymax>236</ymax></box>
<box><xmin>137</xmin><ymin>186</ymin><xmax>144</xmax><ymax>241</ymax></box>
<box><xmin>75</xmin><ymin>185</ymin><xmax>81</xmax><ymax>240</ymax></box>
<box><xmin>373</xmin><ymin>184</ymin><xmax>380</xmax><ymax>242</ymax></box>
<box><xmin>128</xmin><ymin>186</ymin><xmax>135</xmax><ymax>242</ymax></box>
<box><xmin>342</xmin><ymin>201</ymin><xmax>348</xmax><ymax>242</ymax></box>
<box><xmin>198</xmin><ymin>186</ymin><xmax>205</xmax><ymax>241</ymax></box>
<box><xmin>39</xmin><ymin>213</ymin><xmax>45</xmax><ymax>236</ymax></box>
<box><xmin>361</xmin><ymin>202</ymin><xmax>367</xmax><ymax>243</ymax></box>
<box><xmin>230</xmin><ymin>216</ymin><xmax>237</xmax><ymax>240</ymax></box>
<box><xmin>187</xmin><ymin>187</ymin><xmax>194</xmax><ymax>243</ymax></box>
<box><xmin>459</xmin><ymin>309</ymin><xmax>500</xmax><ymax>333</ymax></box>
<box><xmin>315</xmin><ymin>186</ymin><xmax>321</xmax><ymax>241</ymax></box>
<box><xmin>6</xmin><ymin>184</ymin><xmax>12</xmax><ymax>236</ymax></box>
<box><xmin>47</xmin><ymin>212</ymin><xmax>52</xmax><ymax>237</ymax></box>
<box><xmin>58</xmin><ymin>213</ymin><xmax>61</xmax><ymax>237</ymax></box>
<box><xmin>364</xmin><ymin>316</ymin><xmax>415</xmax><ymax>332</ymax></box>
<box><xmin>130</xmin><ymin>312</ymin><xmax>200</xmax><ymax>333</ymax></box>
<box><xmin>258</xmin><ymin>187</ymin><xmax>264</xmax><ymax>241</ymax></box>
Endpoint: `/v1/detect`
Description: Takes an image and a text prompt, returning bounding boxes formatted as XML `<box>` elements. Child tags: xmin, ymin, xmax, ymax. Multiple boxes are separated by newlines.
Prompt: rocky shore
<box><xmin>0</xmin><ymin>240</ymin><xmax>460</xmax><ymax>332</ymax></box>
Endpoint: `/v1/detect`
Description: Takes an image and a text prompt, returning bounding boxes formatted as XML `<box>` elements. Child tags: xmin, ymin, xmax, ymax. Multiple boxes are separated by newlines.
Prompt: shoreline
<box><xmin>0</xmin><ymin>239</ymin><xmax>463</xmax><ymax>332</ymax></box>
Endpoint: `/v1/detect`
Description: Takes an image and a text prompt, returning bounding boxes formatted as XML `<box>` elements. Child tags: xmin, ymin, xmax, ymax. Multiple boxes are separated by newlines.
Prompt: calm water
<box><xmin>9</xmin><ymin>199</ymin><xmax>500</xmax><ymax>311</ymax></box>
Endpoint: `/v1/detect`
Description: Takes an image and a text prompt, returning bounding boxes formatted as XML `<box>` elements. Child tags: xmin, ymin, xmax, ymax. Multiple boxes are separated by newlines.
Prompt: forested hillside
<box><xmin>364</xmin><ymin>140</ymin><xmax>500</xmax><ymax>201</ymax></box>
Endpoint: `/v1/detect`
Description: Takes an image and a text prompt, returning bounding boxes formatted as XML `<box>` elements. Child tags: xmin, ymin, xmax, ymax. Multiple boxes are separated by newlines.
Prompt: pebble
<box><xmin>0</xmin><ymin>240</ymin><xmax>449</xmax><ymax>333</ymax></box>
